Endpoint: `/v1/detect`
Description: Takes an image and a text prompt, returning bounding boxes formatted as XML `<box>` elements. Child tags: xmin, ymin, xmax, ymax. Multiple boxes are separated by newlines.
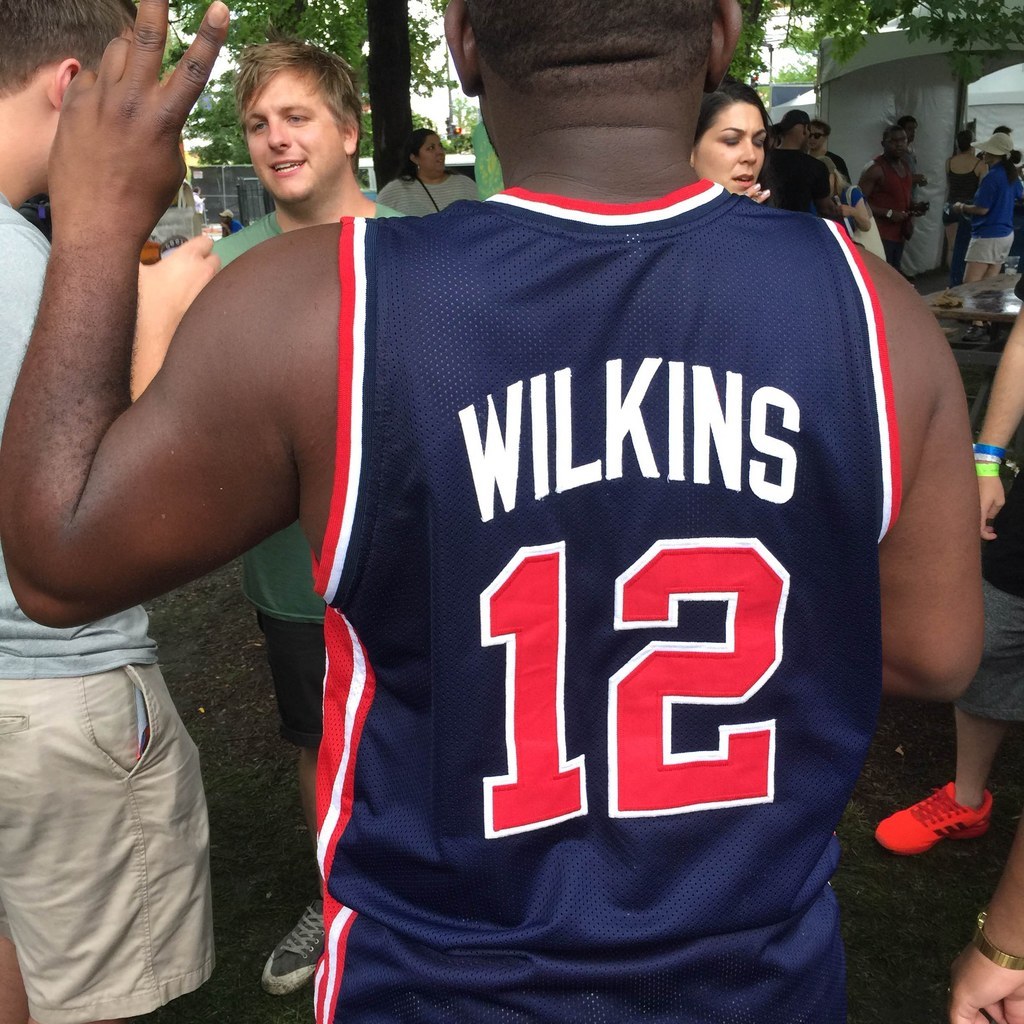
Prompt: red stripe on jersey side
<box><xmin>315</xmin><ymin>609</ymin><xmax>377</xmax><ymax>1022</ymax></box>
<box><xmin>499</xmin><ymin>179</ymin><xmax>717</xmax><ymax>215</ymax></box>
<box><xmin>316</xmin><ymin>608</ymin><xmax>354</xmax><ymax>832</ymax></box>
<box><xmin>833</xmin><ymin>227</ymin><xmax>903</xmax><ymax>529</ymax></box>
<box><xmin>317</xmin><ymin>610</ymin><xmax>378</xmax><ymax>869</ymax></box>
<box><xmin>315</xmin><ymin>894</ymin><xmax>357</xmax><ymax>1024</ymax></box>
<box><xmin>313</xmin><ymin>219</ymin><xmax>358</xmax><ymax>598</ymax></box>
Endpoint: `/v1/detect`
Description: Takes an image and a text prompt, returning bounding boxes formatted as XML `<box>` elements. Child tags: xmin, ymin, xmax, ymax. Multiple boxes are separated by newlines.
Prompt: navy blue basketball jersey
<box><xmin>312</xmin><ymin>181</ymin><xmax>900</xmax><ymax>1023</ymax></box>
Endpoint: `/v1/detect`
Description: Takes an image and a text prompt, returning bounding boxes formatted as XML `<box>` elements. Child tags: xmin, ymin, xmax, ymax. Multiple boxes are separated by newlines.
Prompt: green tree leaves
<box><xmin>731</xmin><ymin>0</ymin><xmax>1024</xmax><ymax>85</ymax></box>
<box><xmin>172</xmin><ymin>0</ymin><xmax>446</xmax><ymax>167</ymax></box>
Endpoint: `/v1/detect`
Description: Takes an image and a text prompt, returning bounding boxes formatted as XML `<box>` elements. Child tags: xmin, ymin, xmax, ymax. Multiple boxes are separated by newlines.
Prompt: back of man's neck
<box><xmin>487</xmin><ymin>88</ymin><xmax>702</xmax><ymax>203</ymax></box>
<box><xmin>0</xmin><ymin>165</ymin><xmax>41</xmax><ymax>209</ymax></box>
<box><xmin>0</xmin><ymin>93</ymin><xmax>49</xmax><ymax>207</ymax></box>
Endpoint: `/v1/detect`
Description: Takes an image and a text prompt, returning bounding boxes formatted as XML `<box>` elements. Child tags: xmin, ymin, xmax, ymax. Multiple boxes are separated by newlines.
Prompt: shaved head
<box><xmin>464</xmin><ymin>0</ymin><xmax>716</xmax><ymax>93</ymax></box>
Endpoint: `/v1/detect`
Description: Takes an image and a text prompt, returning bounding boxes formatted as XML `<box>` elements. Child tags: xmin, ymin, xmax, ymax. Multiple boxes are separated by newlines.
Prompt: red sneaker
<box><xmin>875</xmin><ymin>782</ymin><xmax>992</xmax><ymax>855</ymax></box>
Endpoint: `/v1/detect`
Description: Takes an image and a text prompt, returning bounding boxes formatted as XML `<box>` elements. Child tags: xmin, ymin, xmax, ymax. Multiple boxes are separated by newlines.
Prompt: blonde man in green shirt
<box><xmin>133</xmin><ymin>37</ymin><xmax>399</xmax><ymax>999</ymax></box>
<box><xmin>227</xmin><ymin>39</ymin><xmax>403</xmax><ymax>999</ymax></box>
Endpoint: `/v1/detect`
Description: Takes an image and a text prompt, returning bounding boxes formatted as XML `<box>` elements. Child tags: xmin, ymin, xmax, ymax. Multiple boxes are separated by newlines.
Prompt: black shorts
<box><xmin>256</xmin><ymin>612</ymin><xmax>325</xmax><ymax>748</ymax></box>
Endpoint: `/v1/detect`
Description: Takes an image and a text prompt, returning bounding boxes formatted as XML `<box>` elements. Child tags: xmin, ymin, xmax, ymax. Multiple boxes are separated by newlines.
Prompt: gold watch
<box><xmin>973</xmin><ymin>911</ymin><xmax>1024</xmax><ymax>970</ymax></box>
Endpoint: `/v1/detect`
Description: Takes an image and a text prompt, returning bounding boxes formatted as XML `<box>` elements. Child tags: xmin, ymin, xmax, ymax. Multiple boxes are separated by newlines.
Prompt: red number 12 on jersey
<box><xmin>481</xmin><ymin>539</ymin><xmax>789</xmax><ymax>838</ymax></box>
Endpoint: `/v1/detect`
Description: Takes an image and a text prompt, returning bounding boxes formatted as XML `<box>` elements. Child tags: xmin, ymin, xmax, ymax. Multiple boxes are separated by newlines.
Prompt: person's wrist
<box><xmin>975</xmin><ymin>443</ymin><xmax>1005</xmax><ymax>477</ymax></box>
<box><xmin>973</xmin><ymin>910</ymin><xmax>1024</xmax><ymax>969</ymax></box>
<box><xmin>51</xmin><ymin>217</ymin><xmax>143</xmax><ymax>253</ymax></box>
<box><xmin>975</xmin><ymin>443</ymin><xmax>1007</xmax><ymax>459</ymax></box>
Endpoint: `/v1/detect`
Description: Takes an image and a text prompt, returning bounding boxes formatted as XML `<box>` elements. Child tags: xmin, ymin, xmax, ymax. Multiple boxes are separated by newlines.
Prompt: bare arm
<box><xmin>3</xmin><ymin>220</ymin><xmax>342</xmax><ymax>626</ymax></box>
<box><xmin>957</xmin><ymin>201</ymin><xmax>990</xmax><ymax>217</ymax></box>
<box><xmin>858</xmin><ymin>163</ymin><xmax>881</xmax><ymax>201</ymax></box>
<box><xmin>0</xmin><ymin>0</ymin><xmax>338</xmax><ymax>626</ymax></box>
<box><xmin>975</xmin><ymin>313</ymin><xmax>1024</xmax><ymax>538</ymax></box>
<box><xmin>859</xmin><ymin>164</ymin><xmax>910</xmax><ymax>224</ymax></box>
<box><xmin>868</xmin><ymin>256</ymin><xmax>983</xmax><ymax>699</ymax></box>
<box><xmin>949</xmin><ymin>815</ymin><xmax>1024</xmax><ymax>1023</ymax></box>
<box><xmin>133</xmin><ymin>235</ymin><xmax>219</xmax><ymax>399</ymax></box>
<box><xmin>811</xmin><ymin>160</ymin><xmax>840</xmax><ymax>219</ymax></box>
<box><xmin>839</xmin><ymin>197</ymin><xmax>872</xmax><ymax>232</ymax></box>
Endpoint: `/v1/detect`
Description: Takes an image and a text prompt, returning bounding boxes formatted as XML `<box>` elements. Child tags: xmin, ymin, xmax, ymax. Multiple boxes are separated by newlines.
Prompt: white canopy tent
<box><xmin>768</xmin><ymin>88</ymin><xmax>816</xmax><ymax>123</ymax></box>
<box><xmin>969</xmin><ymin>64</ymin><xmax>1024</xmax><ymax>140</ymax></box>
<box><xmin>819</xmin><ymin>30</ymin><xmax>1024</xmax><ymax>274</ymax></box>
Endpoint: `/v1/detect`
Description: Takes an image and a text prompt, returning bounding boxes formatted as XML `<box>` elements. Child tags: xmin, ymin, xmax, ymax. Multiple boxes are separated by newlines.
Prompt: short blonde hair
<box><xmin>235</xmin><ymin>39</ymin><xmax>362</xmax><ymax>141</ymax></box>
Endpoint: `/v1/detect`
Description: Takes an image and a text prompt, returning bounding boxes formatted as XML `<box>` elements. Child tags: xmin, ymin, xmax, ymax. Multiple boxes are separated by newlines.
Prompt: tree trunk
<box><xmin>366</xmin><ymin>0</ymin><xmax>413</xmax><ymax>190</ymax></box>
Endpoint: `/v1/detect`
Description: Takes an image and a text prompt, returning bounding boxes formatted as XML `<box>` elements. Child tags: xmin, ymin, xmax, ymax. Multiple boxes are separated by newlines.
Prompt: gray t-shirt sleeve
<box><xmin>0</xmin><ymin>201</ymin><xmax>157</xmax><ymax>676</ymax></box>
<box><xmin>0</xmin><ymin>212</ymin><xmax>49</xmax><ymax>418</ymax></box>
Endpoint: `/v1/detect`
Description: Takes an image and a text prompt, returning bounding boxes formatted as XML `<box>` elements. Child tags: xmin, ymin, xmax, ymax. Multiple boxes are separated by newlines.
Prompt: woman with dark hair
<box><xmin>953</xmin><ymin>132</ymin><xmax>1024</xmax><ymax>341</ymax></box>
<box><xmin>691</xmin><ymin>78</ymin><xmax>772</xmax><ymax>203</ymax></box>
<box><xmin>944</xmin><ymin>128</ymin><xmax>986</xmax><ymax>286</ymax></box>
<box><xmin>377</xmin><ymin>128</ymin><xmax>480</xmax><ymax>216</ymax></box>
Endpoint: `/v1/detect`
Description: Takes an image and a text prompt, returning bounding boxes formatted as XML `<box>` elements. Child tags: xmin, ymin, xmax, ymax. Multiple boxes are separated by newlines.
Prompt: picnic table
<box><xmin>923</xmin><ymin>274</ymin><xmax>1020</xmax><ymax>327</ymax></box>
<box><xmin>923</xmin><ymin>273</ymin><xmax>1021</xmax><ymax>430</ymax></box>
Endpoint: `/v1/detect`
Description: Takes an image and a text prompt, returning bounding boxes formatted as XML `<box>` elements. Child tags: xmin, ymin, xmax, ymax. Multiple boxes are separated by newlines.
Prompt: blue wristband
<box><xmin>975</xmin><ymin>443</ymin><xmax>1007</xmax><ymax>459</ymax></box>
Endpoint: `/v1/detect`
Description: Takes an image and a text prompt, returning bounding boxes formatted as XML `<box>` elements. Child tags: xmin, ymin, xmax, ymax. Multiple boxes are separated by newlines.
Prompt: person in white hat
<box><xmin>219</xmin><ymin>207</ymin><xmax>242</xmax><ymax>235</ymax></box>
<box><xmin>952</xmin><ymin>132</ymin><xmax>1023</xmax><ymax>342</ymax></box>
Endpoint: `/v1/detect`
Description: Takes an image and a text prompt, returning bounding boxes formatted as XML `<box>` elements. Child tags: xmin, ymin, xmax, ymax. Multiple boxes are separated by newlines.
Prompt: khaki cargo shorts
<box><xmin>0</xmin><ymin>664</ymin><xmax>213</xmax><ymax>1023</ymax></box>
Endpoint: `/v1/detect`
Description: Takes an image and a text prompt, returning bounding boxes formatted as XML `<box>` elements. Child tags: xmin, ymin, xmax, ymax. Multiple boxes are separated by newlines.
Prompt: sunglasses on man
<box><xmin>809</xmin><ymin>131</ymin><xmax>827</xmax><ymax>140</ymax></box>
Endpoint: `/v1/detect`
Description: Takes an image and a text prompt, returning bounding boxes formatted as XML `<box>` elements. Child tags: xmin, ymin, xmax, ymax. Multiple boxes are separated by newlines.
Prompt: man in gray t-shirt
<box><xmin>0</xmin><ymin>201</ymin><xmax>157</xmax><ymax>678</ymax></box>
<box><xmin>0</xmin><ymin>5</ymin><xmax>214</xmax><ymax>1023</ymax></box>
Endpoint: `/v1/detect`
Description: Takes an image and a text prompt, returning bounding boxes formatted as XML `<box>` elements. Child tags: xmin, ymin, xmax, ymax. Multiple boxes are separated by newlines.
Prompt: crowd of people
<box><xmin>2</xmin><ymin>1</ymin><xmax>1024</xmax><ymax>1024</ymax></box>
<box><xmin>193</xmin><ymin>66</ymin><xmax>1024</xmax><ymax>295</ymax></box>
<box><xmin>685</xmin><ymin>92</ymin><xmax>1024</xmax><ymax>289</ymax></box>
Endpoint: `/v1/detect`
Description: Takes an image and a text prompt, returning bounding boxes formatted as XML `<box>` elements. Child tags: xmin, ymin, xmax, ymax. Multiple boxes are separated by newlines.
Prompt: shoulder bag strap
<box><xmin>417</xmin><ymin>177</ymin><xmax>440</xmax><ymax>212</ymax></box>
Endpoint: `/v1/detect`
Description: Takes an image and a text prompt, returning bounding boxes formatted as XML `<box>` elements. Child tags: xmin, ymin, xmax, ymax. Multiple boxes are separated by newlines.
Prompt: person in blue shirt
<box><xmin>219</xmin><ymin>207</ymin><xmax>244</xmax><ymax>234</ymax></box>
<box><xmin>953</xmin><ymin>132</ymin><xmax>1023</xmax><ymax>342</ymax></box>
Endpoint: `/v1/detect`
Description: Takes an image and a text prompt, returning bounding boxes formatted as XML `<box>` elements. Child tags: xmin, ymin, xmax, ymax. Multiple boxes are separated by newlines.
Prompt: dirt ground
<box><xmin>147</xmin><ymin>562</ymin><xmax>317</xmax><ymax>1023</ymax></box>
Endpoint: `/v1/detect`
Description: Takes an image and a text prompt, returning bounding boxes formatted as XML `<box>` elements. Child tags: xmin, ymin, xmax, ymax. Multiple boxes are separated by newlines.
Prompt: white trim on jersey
<box><xmin>315</xmin><ymin>902</ymin><xmax>356</xmax><ymax>1024</ymax></box>
<box><xmin>487</xmin><ymin>182</ymin><xmax>725</xmax><ymax>227</ymax></box>
<box><xmin>317</xmin><ymin>614</ymin><xmax>369</xmax><ymax>876</ymax></box>
<box><xmin>320</xmin><ymin>218</ymin><xmax>369</xmax><ymax>607</ymax></box>
<box><xmin>822</xmin><ymin>220</ymin><xmax>899</xmax><ymax>541</ymax></box>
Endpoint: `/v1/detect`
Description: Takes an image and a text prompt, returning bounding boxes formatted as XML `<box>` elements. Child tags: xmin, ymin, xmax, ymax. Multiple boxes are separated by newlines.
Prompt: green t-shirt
<box><xmin>221</xmin><ymin>202</ymin><xmax>402</xmax><ymax>622</ymax></box>
<box><xmin>471</xmin><ymin>121</ymin><xmax>504</xmax><ymax>199</ymax></box>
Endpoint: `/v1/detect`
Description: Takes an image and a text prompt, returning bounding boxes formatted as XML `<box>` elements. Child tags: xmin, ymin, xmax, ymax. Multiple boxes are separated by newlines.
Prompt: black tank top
<box><xmin>947</xmin><ymin>158</ymin><xmax>982</xmax><ymax>204</ymax></box>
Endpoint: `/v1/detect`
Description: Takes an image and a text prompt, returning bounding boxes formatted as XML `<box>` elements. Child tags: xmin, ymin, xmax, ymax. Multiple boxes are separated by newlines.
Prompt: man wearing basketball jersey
<box><xmin>0</xmin><ymin>0</ymin><xmax>984</xmax><ymax>1021</ymax></box>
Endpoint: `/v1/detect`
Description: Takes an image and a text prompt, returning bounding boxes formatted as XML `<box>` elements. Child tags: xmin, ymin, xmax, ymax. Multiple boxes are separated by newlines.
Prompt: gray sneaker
<box><xmin>261</xmin><ymin>899</ymin><xmax>325</xmax><ymax>995</ymax></box>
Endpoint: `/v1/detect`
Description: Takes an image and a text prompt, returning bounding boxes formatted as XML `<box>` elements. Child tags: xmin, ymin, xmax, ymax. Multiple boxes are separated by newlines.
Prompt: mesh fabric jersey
<box><xmin>311</xmin><ymin>183</ymin><xmax>899</xmax><ymax>1024</ymax></box>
